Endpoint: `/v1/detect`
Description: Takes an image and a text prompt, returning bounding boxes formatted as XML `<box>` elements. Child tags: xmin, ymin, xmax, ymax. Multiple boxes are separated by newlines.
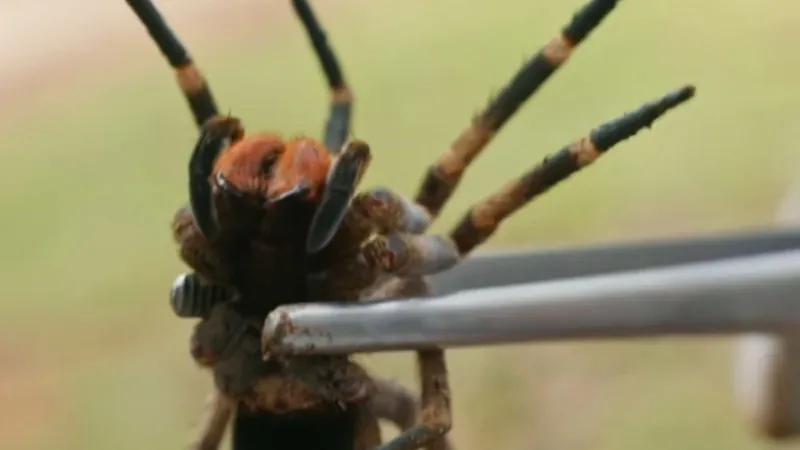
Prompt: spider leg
<box><xmin>449</xmin><ymin>85</ymin><xmax>696</xmax><ymax>255</ymax></box>
<box><xmin>359</xmin><ymin>85</ymin><xmax>695</xmax><ymax>279</ymax></box>
<box><xmin>342</xmin><ymin>189</ymin><xmax>456</xmax><ymax>280</ymax></box>
<box><xmin>315</xmin><ymin>188</ymin><xmax>448</xmax><ymax>299</ymax></box>
<box><xmin>354</xmin><ymin>401</ymin><xmax>384</xmax><ymax>450</ymax></box>
<box><xmin>292</xmin><ymin>0</ymin><xmax>353</xmax><ymax>153</ymax></box>
<box><xmin>369</xmin><ymin>378</ymin><xmax>419</xmax><ymax>431</ymax></box>
<box><xmin>414</xmin><ymin>0</ymin><xmax>619</xmax><ymax>221</ymax></box>
<box><xmin>372</xmin><ymin>354</ymin><xmax>452</xmax><ymax>450</ymax></box>
<box><xmin>126</xmin><ymin>0</ymin><xmax>219</xmax><ymax>128</ymax></box>
<box><xmin>362</xmin><ymin>233</ymin><xmax>460</xmax><ymax>278</ymax></box>
<box><xmin>188</xmin><ymin>390</ymin><xmax>236</xmax><ymax>450</ymax></box>
<box><xmin>172</xmin><ymin>207</ymin><xmax>231</xmax><ymax>284</ymax></box>
<box><xmin>326</xmin><ymin>186</ymin><xmax>433</xmax><ymax>257</ymax></box>
<box><xmin>373</xmin><ymin>279</ymin><xmax>454</xmax><ymax>450</ymax></box>
<box><xmin>351</xmin><ymin>188</ymin><xmax>433</xmax><ymax>235</ymax></box>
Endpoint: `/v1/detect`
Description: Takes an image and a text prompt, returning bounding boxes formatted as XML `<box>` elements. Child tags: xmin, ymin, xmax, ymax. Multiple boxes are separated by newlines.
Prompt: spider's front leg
<box><xmin>126</xmin><ymin>0</ymin><xmax>220</xmax><ymax>128</ymax></box>
<box><xmin>292</xmin><ymin>0</ymin><xmax>353</xmax><ymax>153</ymax></box>
<box><xmin>353</xmin><ymin>85</ymin><xmax>696</xmax><ymax>286</ymax></box>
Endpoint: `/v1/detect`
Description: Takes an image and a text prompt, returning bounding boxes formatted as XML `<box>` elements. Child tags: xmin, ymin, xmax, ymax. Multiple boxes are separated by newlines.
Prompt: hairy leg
<box><xmin>316</xmin><ymin>187</ymin><xmax>439</xmax><ymax>300</ymax></box>
<box><xmin>126</xmin><ymin>0</ymin><xmax>219</xmax><ymax>127</ymax></box>
<box><xmin>354</xmin><ymin>401</ymin><xmax>384</xmax><ymax>450</ymax></box>
<box><xmin>305</xmin><ymin>0</ymin><xmax>625</xmax><ymax>270</ymax></box>
<box><xmin>413</xmin><ymin>0</ymin><xmax>619</xmax><ymax>221</ymax></box>
<box><xmin>369</xmin><ymin>378</ymin><xmax>419</xmax><ymax>431</ymax></box>
<box><xmin>373</xmin><ymin>278</ymin><xmax>454</xmax><ymax>450</ymax></box>
<box><xmin>356</xmin><ymin>85</ymin><xmax>695</xmax><ymax>280</ymax></box>
<box><xmin>292</xmin><ymin>0</ymin><xmax>353</xmax><ymax>153</ymax></box>
<box><xmin>189</xmin><ymin>390</ymin><xmax>236</xmax><ymax>450</ymax></box>
<box><xmin>447</xmin><ymin>85</ymin><xmax>695</xmax><ymax>255</ymax></box>
<box><xmin>172</xmin><ymin>206</ymin><xmax>229</xmax><ymax>284</ymax></box>
<box><xmin>329</xmin><ymin>84</ymin><xmax>695</xmax><ymax>450</ymax></box>
<box><xmin>318</xmin><ymin>0</ymin><xmax>631</xmax><ymax>297</ymax></box>
<box><xmin>351</xmin><ymin>188</ymin><xmax>432</xmax><ymax>235</ymax></box>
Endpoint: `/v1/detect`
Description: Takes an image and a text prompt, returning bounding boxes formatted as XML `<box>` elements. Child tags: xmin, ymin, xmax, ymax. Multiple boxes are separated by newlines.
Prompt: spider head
<box><xmin>211</xmin><ymin>135</ymin><xmax>333</xmax><ymax>206</ymax></box>
<box><xmin>188</xmin><ymin>117</ymin><xmax>335</xmax><ymax>241</ymax></box>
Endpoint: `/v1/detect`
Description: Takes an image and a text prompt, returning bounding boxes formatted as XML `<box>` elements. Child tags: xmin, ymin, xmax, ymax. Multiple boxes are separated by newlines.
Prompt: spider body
<box><xmin>172</xmin><ymin>128</ymin><xmax>393</xmax><ymax>449</ymax></box>
<box><xmin>175</xmin><ymin>115</ymin><xmax>373</xmax><ymax>314</ymax></box>
<box><xmin>186</xmin><ymin>299</ymin><xmax>383</xmax><ymax>450</ymax></box>
<box><xmin>127</xmin><ymin>0</ymin><xmax>696</xmax><ymax>449</ymax></box>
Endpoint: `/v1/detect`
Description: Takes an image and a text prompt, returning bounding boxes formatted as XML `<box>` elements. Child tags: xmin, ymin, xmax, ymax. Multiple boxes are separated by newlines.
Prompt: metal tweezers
<box><xmin>257</xmin><ymin>186</ymin><xmax>800</xmax><ymax>438</ymax></box>
<box><xmin>263</xmin><ymin>226</ymin><xmax>800</xmax><ymax>354</ymax></box>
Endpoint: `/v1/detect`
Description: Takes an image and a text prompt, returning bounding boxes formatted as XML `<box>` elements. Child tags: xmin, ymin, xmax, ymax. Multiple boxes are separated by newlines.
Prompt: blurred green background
<box><xmin>1</xmin><ymin>0</ymin><xmax>799</xmax><ymax>449</ymax></box>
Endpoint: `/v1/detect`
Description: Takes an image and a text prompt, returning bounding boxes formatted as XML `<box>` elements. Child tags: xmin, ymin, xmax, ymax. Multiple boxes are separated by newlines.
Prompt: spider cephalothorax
<box><xmin>189</xmin><ymin>115</ymin><xmax>345</xmax><ymax>243</ymax></box>
<box><xmin>213</xmin><ymin>133</ymin><xmax>332</xmax><ymax>205</ymax></box>
<box><xmin>127</xmin><ymin>0</ymin><xmax>697</xmax><ymax>449</ymax></box>
<box><xmin>177</xmin><ymin>126</ymin><xmax>373</xmax><ymax>315</ymax></box>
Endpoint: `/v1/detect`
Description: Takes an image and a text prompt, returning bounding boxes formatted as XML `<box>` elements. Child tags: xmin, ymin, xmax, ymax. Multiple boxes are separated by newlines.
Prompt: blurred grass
<box><xmin>1</xmin><ymin>0</ymin><xmax>799</xmax><ymax>448</ymax></box>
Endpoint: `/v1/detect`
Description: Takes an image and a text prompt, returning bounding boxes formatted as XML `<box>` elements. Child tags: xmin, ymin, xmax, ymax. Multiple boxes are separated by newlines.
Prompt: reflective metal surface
<box><xmin>428</xmin><ymin>227</ymin><xmax>800</xmax><ymax>294</ymax></box>
<box><xmin>263</xmin><ymin>249</ymin><xmax>800</xmax><ymax>355</ymax></box>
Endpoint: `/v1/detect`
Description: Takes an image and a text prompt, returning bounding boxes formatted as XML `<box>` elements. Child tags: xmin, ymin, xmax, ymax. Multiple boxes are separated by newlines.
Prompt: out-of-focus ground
<box><xmin>1</xmin><ymin>0</ymin><xmax>799</xmax><ymax>449</ymax></box>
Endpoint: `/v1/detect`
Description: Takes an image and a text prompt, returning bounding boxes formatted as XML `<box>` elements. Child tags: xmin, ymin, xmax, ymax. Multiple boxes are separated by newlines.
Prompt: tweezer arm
<box><xmin>262</xmin><ymin>249</ymin><xmax>800</xmax><ymax>356</ymax></box>
<box><xmin>429</xmin><ymin>226</ymin><xmax>800</xmax><ymax>294</ymax></box>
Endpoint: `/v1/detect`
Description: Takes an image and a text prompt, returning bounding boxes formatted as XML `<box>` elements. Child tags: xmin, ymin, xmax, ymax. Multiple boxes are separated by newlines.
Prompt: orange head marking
<box><xmin>211</xmin><ymin>134</ymin><xmax>333</xmax><ymax>206</ymax></box>
<box><xmin>270</xmin><ymin>138</ymin><xmax>332</xmax><ymax>203</ymax></box>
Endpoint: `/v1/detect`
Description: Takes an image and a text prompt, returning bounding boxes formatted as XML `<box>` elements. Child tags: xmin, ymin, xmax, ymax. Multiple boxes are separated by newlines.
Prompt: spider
<box><xmin>126</xmin><ymin>0</ymin><xmax>695</xmax><ymax>449</ymax></box>
<box><xmin>127</xmin><ymin>1</ymin><xmax>449</xmax><ymax>448</ymax></box>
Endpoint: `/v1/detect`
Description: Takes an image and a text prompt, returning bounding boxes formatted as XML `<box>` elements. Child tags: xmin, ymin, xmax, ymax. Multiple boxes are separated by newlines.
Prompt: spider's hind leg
<box><xmin>292</xmin><ymin>0</ymin><xmax>353</xmax><ymax>153</ymax></box>
<box><xmin>370</xmin><ymin>278</ymin><xmax>454</xmax><ymax>450</ymax></box>
<box><xmin>369</xmin><ymin>378</ymin><xmax>420</xmax><ymax>432</ymax></box>
<box><xmin>126</xmin><ymin>0</ymin><xmax>219</xmax><ymax>128</ymax></box>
